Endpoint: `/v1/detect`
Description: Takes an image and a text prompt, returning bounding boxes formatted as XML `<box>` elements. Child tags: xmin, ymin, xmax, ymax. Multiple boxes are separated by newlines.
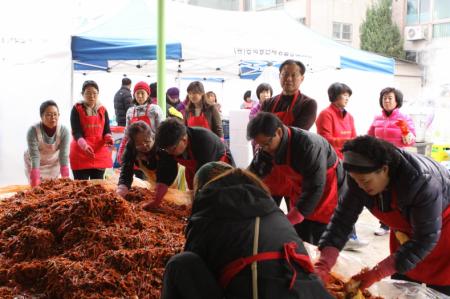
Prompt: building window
<box><xmin>332</xmin><ymin>22</ymin><xmax>352</xmax><ymax>41</ymax></box>
<box><xmin>433</xmin><ymin>0</ymin><xmax>450</xmax><ymax>20</ymax></box>
<box><xmin>433</xmin><ymin>22</ymin><xmax>450</xmax><ymax>38</ymax></box>
<box><xmin>406</xmin><ymin>0</ymin><xmax>431</xmax><ymax>25</ymax></box>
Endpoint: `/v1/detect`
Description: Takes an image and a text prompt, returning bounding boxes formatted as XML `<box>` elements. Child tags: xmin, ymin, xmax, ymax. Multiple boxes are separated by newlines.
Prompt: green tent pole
<box><xmin>157</xmin><ymin>0</ymin><xmax>166</xmax><ymax>118</ymax></box>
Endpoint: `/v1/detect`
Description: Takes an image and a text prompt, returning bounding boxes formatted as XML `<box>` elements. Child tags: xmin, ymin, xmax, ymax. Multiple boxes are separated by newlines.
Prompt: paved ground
<box><xmin>345</xmin><ymin>207</ymin><xmax>390</xmax><ymax>268</ymax></box>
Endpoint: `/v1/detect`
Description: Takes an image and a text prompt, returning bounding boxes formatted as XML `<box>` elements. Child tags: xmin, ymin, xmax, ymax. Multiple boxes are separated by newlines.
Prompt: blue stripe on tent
<box><xmin>179</xmin><ymin>77</ymin><xmax>225</xmax><ymax>83</ymax></box>
<box><xmin>340</xmin><ymin>55</ymin><xmax>395</xmax><ymax>75</ymax></box>
<box><xmin>71</xmin><ymin>36</ymin><xmax>182</xmax><ymax>63</ymax></box>
<box><xmin>74</xmin><ymin>60</ymin><xmax>109</xmax><ymax>71</ymax></box>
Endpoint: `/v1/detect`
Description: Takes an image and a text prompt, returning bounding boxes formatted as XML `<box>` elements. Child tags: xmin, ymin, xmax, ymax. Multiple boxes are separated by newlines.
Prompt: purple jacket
<box><xmin>249</xmin><ymin>103</ymin><xmax>261</xmax><ymax>120</ymax></box>
<box><xmin>367</xmin><ymin>108</ymin><xmax>416</xmax><ymax>148</ymax></box>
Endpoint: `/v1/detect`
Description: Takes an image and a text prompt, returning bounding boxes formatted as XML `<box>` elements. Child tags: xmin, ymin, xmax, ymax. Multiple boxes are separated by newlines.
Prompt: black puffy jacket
<box><xmin>319</xmin><ymin>149</ymin><xmax>450</xmax><ymax>274</ymax></box>
<box><xmin>185</xmin><ymin>175</ymin><xmax>333</xmax><ymax>299</ymax></box>
<box><xmin>249</xmin><ymin>126</ymin><xmax>345</xmax><ymax>218</ymax></box>
<box><xmin>113</xmin><ymin>86</ymin><xmax>132</xmax><ymax>126</ymax></box>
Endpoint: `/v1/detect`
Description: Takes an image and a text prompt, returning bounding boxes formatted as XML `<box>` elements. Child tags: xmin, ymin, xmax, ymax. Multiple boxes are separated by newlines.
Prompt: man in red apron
<box><xmin>315</xmin><ymin>136</ymin><xmax>450</xmax><ymax>295</ymax></box>
<box><xmin>143</xmin><ymin>118</ymin><xmax>235</xmax><ymax>210</ymax></box>
<box><xmin>261</xmin><ymin>59</ymin><xmax>317</xmax><ymax>130</ymax></box>
<box><xmin>247</xmin><ymin>112</ymin><xmax>345</xmax><ymax>245</ymax></box>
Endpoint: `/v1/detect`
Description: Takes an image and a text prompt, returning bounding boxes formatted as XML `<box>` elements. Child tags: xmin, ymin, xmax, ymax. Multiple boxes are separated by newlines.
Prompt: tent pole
<box><xmin>157</xmin><ymin>0</ymin><xmax>166</xmax><ymax>118</ymax></box>
<box><xmin>70</xmin><ymin>61</ymin><xmax>74</xmax><ymax>105</ymax></box>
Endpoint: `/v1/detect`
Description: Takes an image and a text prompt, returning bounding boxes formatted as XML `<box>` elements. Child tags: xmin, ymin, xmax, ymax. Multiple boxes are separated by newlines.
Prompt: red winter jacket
<box><xmin>316</xmin><ymin>104</ymin><xmax>356</xmax><ymax>159</ymax></box>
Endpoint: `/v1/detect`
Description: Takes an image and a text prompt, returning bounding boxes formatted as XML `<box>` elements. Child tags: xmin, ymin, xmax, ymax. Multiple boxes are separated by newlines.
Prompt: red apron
<box><xmin>175</xmin><ymin>142</ymin><xmax>229</xmax><ymax>190</ymax></box>
<box><xmin>130</xmin><ymin>104</ymin><xmax>152</xmax><ymax>126</ymax></box>
<box><xmin>186</xmin><ymin>111</ymin><xmax>210</xmax><ymax>130</ymax></box>
<box><xmin>271</xmin><ymin>90</ymin><xmax>300</xmax><ymax>126</ymax></box>
<box><xmin>70</xmin><ymin>104</ymin><xmax>112</xmax><ymax>170</ymax></box>
<box><xmin>262</xmin><ymin>128</ymin><xmax>339</xmax><ymax>224</ymax></box>
<box><xmin>370</xmin><ymin>191</ymin><xmax>450</xmax><ymax>285</ymax></box>
<box><xmin>219</xmin><ymin>241</ymin><xmax>314</xmax><ymax>290</ymax></box>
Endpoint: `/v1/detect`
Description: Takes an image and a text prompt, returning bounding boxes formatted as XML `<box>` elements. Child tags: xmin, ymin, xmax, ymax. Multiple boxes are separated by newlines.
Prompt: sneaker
<box><xmin>343</xmin><ymin>237</ymin><xmax>369</xmax><ymax>251</ymax></box>
<box><xmin>374</xmin><ymin>227</ymin><xmax>390</xmax><ymax>236</ymax></box>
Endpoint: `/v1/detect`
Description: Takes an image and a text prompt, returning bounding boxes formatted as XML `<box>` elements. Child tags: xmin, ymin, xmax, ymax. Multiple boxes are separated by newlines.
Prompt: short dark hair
<box><xmin>243</xmin><ymin>90</ymin><xmax>251</xmax><ymax>101</ymax></box>
<box><xmin>126</xmin><ymin>121</ymin><xmax>154</xmax><ymax>144</ymax></box>
<box><xmin>122</xmin><ymin>78</ymin><xmax>132</xmax><ymax>86</ymax></box>
<box><xmin>256</xmin><ymin>83</ymin><xmax>273</xmax><ymax>100</ymax></box>
<box><xmin>39</xmin><ymin>100</ymin><xmax>59</xmax><ymax>117</ymax></box>
<box><xmin>279</xmin><ymin>59</ymin><xmax>306</xmax><ymax>75</ymax></box>
<box><xmin>149</xmin><ymin>82</ymin><xmax>157</xmax><ymax>98</ymax></box>
<box><xmin>379</xmin><ymin>87</ymin><xmax>403</xmax><ymax>109</ymax></box>
<box><xmin>328</xmin><ymin>82</ymin><xmax>352</xmax><ymax>102</ymax></box>
<box><xmin>82</xmin><ymin>80</ymin><xmax>99</xmax><ymax>94</ymax></box>
<box><xmin>247</xmin><ymin>112</ymin><xmax>283</xmax><ymax>140</ymax></box>
<box><xmin>342</xmin><ymin>135</ymin><xmax>400</xmax><ymax>175</ymax></box>
<box><xmin>187</xmin><ymin>81</ymin><xmax>205</xmax><ymax>94</ymax></box>
<box><xmin>156</xmin><ymin>118</ymin><xmax>187</xmax><ymax>149</ymax></box>
<box><xmin>206</xmin><ymin>91</ymin><xmax>217</xmax><ymax>103</ymax></box>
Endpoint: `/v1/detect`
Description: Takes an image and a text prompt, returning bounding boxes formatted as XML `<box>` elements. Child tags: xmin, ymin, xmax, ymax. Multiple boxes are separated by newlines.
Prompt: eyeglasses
<box><xmin>44</xmin><ymin>113</ymin><xmax>59</xmax><ymax>118</ymax></box>
<box><xmin>136</xmin><ymin>139</ymin><xmax>153</xmax><ymax>151</ymax></box>
<box><xmin>280</xmin><ymin>72</ymin><xmax>302</xmax><ymax>80</ymax></box>
<box><xmin>260</xmin><ymin>136</ymin><xmax>274</xmax><ymax>150</ymax></box>
<box><xmin>84</xmin><ymin>92</ymin><xmax>98</xmax><ymax>96</ymax></box>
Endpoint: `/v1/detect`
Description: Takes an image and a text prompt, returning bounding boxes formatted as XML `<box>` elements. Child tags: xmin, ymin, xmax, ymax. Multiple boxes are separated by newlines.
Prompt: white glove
<box><xmin>117</xmin><ymin>184</ymin><xmax>129</xmax><ymax>198</ymax></box>
<box><xmin>402</xmin><ymin>132</ymin><xmax>415</xmax><ymax>145</ymax></box>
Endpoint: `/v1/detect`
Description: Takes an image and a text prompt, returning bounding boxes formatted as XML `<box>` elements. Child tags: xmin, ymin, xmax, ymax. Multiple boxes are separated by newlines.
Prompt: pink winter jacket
<box><xmin>367</xmin><ymin>108</ymin><xmax>416</xmax><ymax>148</ymax></box>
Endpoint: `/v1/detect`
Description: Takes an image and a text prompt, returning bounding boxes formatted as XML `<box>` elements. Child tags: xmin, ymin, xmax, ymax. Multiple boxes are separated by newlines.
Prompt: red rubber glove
<box><xmin>117</xmin><ymin>136</ymin><xmax>128</xmax><ymax>165</ymax></box>
<box><xmin>286</xmin><ymin>207</ymin><xmax>304</xmax><ymax>225</ymax></box>
<box><xmin>314</xmin><ymin>246</ymin><xmax>340</xmax><ymax>284</ymax></box>
<box><xmin>77</xmin><ymin>138</ymin><xmax>95</xmax><ymax>158</ymax></box>
<box><xmin>351</xmin><ymin>255</ymin><xmax>396</xmax><ymax>290</ymax></box>
<box><xmin>143</xmin><ymin>183</ymin><xmax>168</xmax><ymax>210</ymax></box>
<box><xmin>104</xmin><ymin>133</ymin><xmax>114</xmax><ymax>147</ymax></box>
<box><xmin>60</xmin><ymin>165</ymin><xmax>70</xmax><ymax>178</ymax></box>
<box><xmin>30</xmin><ymin>168</ymin><xmax>41</xmax><ymax>187</ymax></box>
<box><xmin>116</xmin><ymin>184</ymin><xmax>129</xmax><ymax>198</ymax></box>
<box><xmin>395</xmin><ymin>119</ymin><xmax>410</xmax><ymax>136</ymax></box>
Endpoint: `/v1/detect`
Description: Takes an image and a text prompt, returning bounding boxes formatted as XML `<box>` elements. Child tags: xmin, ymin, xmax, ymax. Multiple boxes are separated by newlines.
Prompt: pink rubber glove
<box><xmin>104</xmin><ymin>133</ymin><xmax>114</xmax><ymax>147</ymax></box>
<box><xmin>351</xmin><ymin>255</ymin><xmax>396</xmax><ymax>290</ymax></box>
<box><xmin>60</xmin><ymin>165</ymin><xmax>70</xmax><ymax>178</ymax></box>
<box><xmin>143</xmin><ymin>183</ymin><xmax>168</xmax><ymax>210</ymax></box>
<box><xmin>117</xmin><ymin>184</ymin><xmax>129</xmax><ymax>198</ymax></box>
<box><xmin>30</xmin><ymin>168</ymin><xmax>41</xmax><ymax>187</ymax></box>
<box><xmin>117</xmin><ymin>136</ymin><xmax>128</xmax><ymax>165</ymax></box>
<box><xmin>77</xmin><ymin>138</ymin><xmax>95</xmax><ymax>158</ymax></box>
<box><xmin>287</xmin><ymin>207</ymin><xmax>304</xmax><ymax>225</ymax></box>
<box><xmin>314</xmin><ymin>246</ymin><xmax>340</xmax><ymax>284</ymax></box>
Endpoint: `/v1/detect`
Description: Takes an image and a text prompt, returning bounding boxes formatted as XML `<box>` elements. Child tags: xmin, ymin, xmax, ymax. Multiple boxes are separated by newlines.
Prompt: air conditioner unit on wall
<box><xmin>405</xmin><ymin>26</ymin><xmax>426</xmax><ymax>41</ymax></box>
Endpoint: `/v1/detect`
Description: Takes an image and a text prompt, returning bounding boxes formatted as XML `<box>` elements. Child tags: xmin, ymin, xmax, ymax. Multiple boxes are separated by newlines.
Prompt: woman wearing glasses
<box><xmin>69</xmin><ymin>80</ymin><xmax>113</xmax><ymax>180</ymax></box>
<box><xmin>117</xmin><ymin>81</ymin><xmax>164</xmax><ymax>178</ymax></box>
<box><xmin>116</xmin><ymin>121</ymin><xmax>168</xmax><ymax>198</ymax></box>
<box><xmin>368</xmin><ymin>87</ymin><xmax>416</xmax><ymax>236</ymax></box>
<box><xmin>24</xmin><ymin>100</ymin><xmax>70</xmax><ymax>186</ymax></box>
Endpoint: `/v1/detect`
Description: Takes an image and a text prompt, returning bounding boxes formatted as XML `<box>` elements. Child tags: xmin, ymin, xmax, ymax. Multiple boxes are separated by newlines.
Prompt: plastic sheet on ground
<box><xmin>304</xmin><ymin>243</ymin><xmax>448</xmax><ymax>299</ymax></box>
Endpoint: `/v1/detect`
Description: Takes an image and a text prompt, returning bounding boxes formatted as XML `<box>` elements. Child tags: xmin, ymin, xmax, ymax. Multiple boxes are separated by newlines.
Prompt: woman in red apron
<box><xmin>247</xmin><ymin>112</ymin><xmax>344</xmax><ymax>245</ymax></box>
<box><xmin>24</xmin><ymin>100</ymin><xmax>70</xmax><ymax>186</ymax></box>
<box><xmin>315</xmin><ymin>135</ymin><xmax>450</xmax><ymax>295</ymax></box>
<box><xmin>69</xmin><ymin>80</ymin><xmax>113</xmax><ymax>180</ymax></box>
<box><xmin>145</xmin><ymin>118</ymin><xmax>235</xmax><ymax>209</ymax></box>
<box><xmin>161</xmin><ymin>162</ymin><xmax>333</xmax><ymax>299</ymax></box>
<box><xmin>116</xmin><ymin>81</ymin><xmax>163</xmax><ymax>178</ymax></box>
<box><xmin>184</xmin><ymin>81</ymin><xmax>223</xmax><ymax>139</ymax></box>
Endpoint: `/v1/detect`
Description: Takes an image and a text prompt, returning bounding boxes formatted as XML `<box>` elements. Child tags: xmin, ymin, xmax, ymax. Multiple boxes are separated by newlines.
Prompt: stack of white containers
<box><xmin>228</xmin><ymin>109</ymin><xmax>253</xmax><ymax>168</ymax></box>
